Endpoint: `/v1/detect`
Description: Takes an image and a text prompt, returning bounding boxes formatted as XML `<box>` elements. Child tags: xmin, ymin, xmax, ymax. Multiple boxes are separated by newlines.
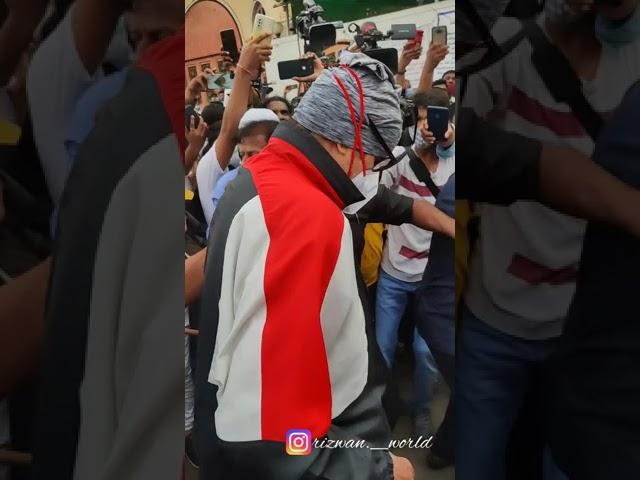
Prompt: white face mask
<box><xmin>413</xmin><ymin>130</ymin><xmax>429</xmax><ymax>151</ymax></box>
<box><xmin>345</xmin><ymin>170</ymin><xmax>378</xmax><ymax>215</ymax></box>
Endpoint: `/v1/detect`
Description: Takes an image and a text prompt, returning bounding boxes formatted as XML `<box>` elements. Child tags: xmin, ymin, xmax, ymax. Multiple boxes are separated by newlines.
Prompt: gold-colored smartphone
<box><xmin>252</xmin><ymin>14</ymin><xmax>282</xmax><ymax>45</ymax></box>
<box><xmin>432</xmin><ymin>26</ymin><xmax>447</xmax><ymax>46</ymax></box>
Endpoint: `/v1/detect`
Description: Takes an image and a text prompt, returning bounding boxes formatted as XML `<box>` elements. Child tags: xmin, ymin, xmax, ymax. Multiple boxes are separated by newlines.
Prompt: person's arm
<box><xmin>0</xmin><ymin>257</ymin><xmax>50</xmax><ymax>397</ymax></box>
<box><xmin>395</xmin><ymin>41</ymin><xmax>422</xmax><ymax>89</ymax></box>
<box><xmin>185</xmin><ymin>68</ymin><xmax>211</xmax><ymax>106</ymax></box>
<box><xmin>355</xmin><ymin>185</ymin><xmax>455</xmax><ymax>238</ymax></box>
<box><xmin>0</xmin><ymin>0</ymin><xmax>48</xmax><ymax>86</ymax></box>
<box><xmin>185</xmin><ymin>247</ymin><xmax>206</xmax><ymax>306</ymax></box>
<box><xmin>27</xmin><ymin>0</ymin><xmax>126</xmax><ymax>204</ymax></box>
<box><xmin>416</xmin><ymin>42</ymin><xmax>448</xmax><ymax>94</ymax></box>
<box><xmin>184</xmin><ymin>115</ymin><xmax>208</xmax><ymax>173</ymax></box>
<box><xmin>412</xmin><ymin>200</ymin><xmax>455</xmax><ymax>239</ymax></box>
<box><xmin>71</xmin><ymin>0</ymin><xmax>130</xmax><ymax>75</ymax></box>
<box><xmin>539</xmin><ymin>144</ymin><xmax>640</xmax><ymax>238</ymax></box>
<box><xmin>457</xmin><ymin>107</ymin><xmax>640</xmax><ymax>238</ymax></box>
<box><xmin>214</xmin><ymin>33</ymin><xmax>272</xmax><ymax>170</ymax></box>
<box><xmin>292</xmin><ymin>52</ymin><xmax>325</xmax><ymax>83</ymax></box>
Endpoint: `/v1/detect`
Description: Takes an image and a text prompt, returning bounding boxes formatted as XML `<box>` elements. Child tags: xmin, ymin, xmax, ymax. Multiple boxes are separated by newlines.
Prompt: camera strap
<box><xmin>523</xmin><ymin>19</ymin><xmax>603</xmax><ymax>140</ymax></box>
<box><xmin>402</xmin><ymin>147</ymin><xmax>441</xmax><ymax>198</ymax></box>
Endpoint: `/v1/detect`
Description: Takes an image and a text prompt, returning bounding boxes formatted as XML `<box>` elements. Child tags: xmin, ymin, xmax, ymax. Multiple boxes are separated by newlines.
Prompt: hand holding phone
<box><xmin>425</xmin><ymin>42</ymin><xmax>449</xmax><ymax>72</ymax></box>
<box><xmin>252</xmin><ymin>14</ymin><xmax>282</xmax><ymax>46</ymax></box>
<box><xmin>399</xmin><ymin>41</ymin><xmax>423</xmax><ymax>72</ymax></box>
<box><xmin>426</xmin><ymin>105</ymin><xmax>450</xmax><ymax>142</ymax></box>
<box><xmin>278</xmin><ymin>58</ymin><xmax>314</xmax><ymax>80</ymax></box>
<box><xmin>431</xmin><ymin>26</ymin><xmax>447</xmax><ymax>46</ymax></box>
<box><xmin>220</xmin><ymin>29</ymin><xmax>240</xmax><ymax>63</ymax></box>
<box><xmin>291</xmin><ymin>52</ymin><xmax>324</xmax><ymax>83</ymax></box>
<box><xmin>236</xmin><ymin>33</ymin><xmax>273</xmax><ymax>79</ymax></box>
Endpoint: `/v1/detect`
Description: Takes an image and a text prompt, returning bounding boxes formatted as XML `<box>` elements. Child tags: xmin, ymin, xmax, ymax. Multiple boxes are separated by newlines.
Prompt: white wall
<box><xmin>265</xmin><ymin>0</ymin><xmax>455</xmax><ymax>97</ymax></box>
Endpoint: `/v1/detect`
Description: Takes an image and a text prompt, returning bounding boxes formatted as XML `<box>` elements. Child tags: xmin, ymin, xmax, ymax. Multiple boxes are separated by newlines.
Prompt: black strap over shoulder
<box><xmin>523</xmin><ymin>19</ymin><xmax>603</xmax><ymax>141</ymax></box>
<box><xmin>403</xmin><ymin>147</ymin><xmax>441</xmax><ymax>198</ymax></box>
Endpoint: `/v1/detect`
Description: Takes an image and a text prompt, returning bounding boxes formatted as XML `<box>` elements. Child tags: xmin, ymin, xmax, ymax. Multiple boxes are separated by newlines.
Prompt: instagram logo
<box><xmin>285</xmin><ymin>429</ymin><xmax>312</xmax><ymax>456</ymax></box>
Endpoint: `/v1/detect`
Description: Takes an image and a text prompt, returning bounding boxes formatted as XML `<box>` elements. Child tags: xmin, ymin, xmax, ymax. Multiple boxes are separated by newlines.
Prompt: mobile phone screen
<box><xmin>431</xmin><ymin>26</ymin><xmax>447</xmax><ymax>46</ymax></box>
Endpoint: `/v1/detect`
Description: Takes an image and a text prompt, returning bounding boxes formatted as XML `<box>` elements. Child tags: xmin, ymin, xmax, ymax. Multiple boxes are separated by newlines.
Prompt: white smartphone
<box><xmin>431</xmin><ymin>26</ymin><xmax>448</xmax><ymax>46</ymax></box>
<box><xmin>252</xmin><ymin>14</ymin><xmax>282</xmax><ymax>45</ymax></box>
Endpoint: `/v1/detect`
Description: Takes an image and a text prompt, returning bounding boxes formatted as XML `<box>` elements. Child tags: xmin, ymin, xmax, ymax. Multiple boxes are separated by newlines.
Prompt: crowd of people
<box><xmin>1</xmin><ymin>0</ymin><xmax>185</xmax><ymax>478</ymax></box>
<box><xmin>182</xmin><ymin>22</ymin><xmax>456</xmax><ymax>480</ymax></box>
<box><xmin>3</xmin><ymin>0</ymin><xmax>640</xmax><ymax>479</ymax></box>
<box><xmin>456</xmin><ymin>0</ymin><xmax>640</xmax><ymax>479</ymax></box>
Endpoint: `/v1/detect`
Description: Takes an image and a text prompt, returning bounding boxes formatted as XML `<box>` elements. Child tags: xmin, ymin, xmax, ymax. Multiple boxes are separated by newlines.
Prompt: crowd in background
<box><xmin>183</xmin><ymin>23</ymin><xmax>456</xmax><ymax>479</ymax></box>
<box><xmin>1</xmin><ymin>0</ymin><xmax>184</xmax><ymax>478</ymax></box>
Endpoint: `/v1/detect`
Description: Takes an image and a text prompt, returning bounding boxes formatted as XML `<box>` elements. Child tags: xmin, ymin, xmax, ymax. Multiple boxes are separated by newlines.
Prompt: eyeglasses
<box><xmin>368</xmin><ymin>115</ymin><xmax>402</xmax><ymax>173</ymax></box>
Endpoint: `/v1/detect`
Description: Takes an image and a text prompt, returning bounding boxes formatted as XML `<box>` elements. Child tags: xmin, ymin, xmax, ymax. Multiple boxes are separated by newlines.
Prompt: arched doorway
<box><xmin>185</xmin><ymin>1</ymin><xmax>243</xmax><ymax>82</ymax></box>
<box><xmin>252</xmin><ymin>1</ymin><xmax>266</xmax><ymax>24</ymax></box>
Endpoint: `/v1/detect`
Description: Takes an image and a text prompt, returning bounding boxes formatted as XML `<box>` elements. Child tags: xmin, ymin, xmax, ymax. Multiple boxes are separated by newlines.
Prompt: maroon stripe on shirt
<box><xmin>508</xmin><ymin>87</ymin><xmax>586</xmax><ymax>137</ymax></box>
<box><xmin>507</xmin><ymin>254</ymin><xmax>578</xmax><ymax>285</ymax></box>
<box><xmin>398</xmin><ymin>175</ymin><xmax>433</xmax><ymax>198</ymax></box>
<box><xmin>399</xmin><ymin>246</ymin><xmax>430</xmax><ymax>260</ymax></box>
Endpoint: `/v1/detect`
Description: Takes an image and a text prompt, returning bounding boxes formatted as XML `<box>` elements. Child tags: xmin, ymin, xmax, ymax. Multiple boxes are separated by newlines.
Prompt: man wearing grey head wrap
<box><xmin>194</xmin><ymin>49</ymin><xmax>459</xmax><ymax>480</ymax></box>
<box><xmin>293</xmin><ymin>52</ymin><xmax>403</xmax><ymax>164</ymax></box>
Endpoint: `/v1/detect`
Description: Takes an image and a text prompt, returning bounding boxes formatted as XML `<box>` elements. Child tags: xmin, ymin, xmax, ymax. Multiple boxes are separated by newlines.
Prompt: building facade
<box><xmin>185</xmin><ymin>0</ymin><xmax>289</xmax><ymax>82</ymax></box>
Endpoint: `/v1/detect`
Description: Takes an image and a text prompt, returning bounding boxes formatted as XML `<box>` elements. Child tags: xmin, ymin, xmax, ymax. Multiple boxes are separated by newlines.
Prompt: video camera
<box><xmin>295</xmin><ymin>0</ymin><xmax>342</xmax><ymax>53</ymax></box>
<box><xmin>349</xmin><ymin>22</ymin><xmax>417</xmax><ymax>51</ymax></box>
<box><xmin>346</xmin><ymin>22</ymin><xmax>417</xmax><ymax>75</ymax></box>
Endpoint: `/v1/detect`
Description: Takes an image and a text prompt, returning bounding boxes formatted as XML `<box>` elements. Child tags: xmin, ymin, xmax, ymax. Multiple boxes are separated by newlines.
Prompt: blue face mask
<box><xmin>596</xmin><ymin>6</ymin><xmax>640</xmax><ymax>46</ymax></box>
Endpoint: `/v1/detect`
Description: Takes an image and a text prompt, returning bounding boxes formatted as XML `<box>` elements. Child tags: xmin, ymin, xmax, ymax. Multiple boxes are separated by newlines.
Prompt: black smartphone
<box><xmin>278</xmin><ymin>58</ymin><xmax>315</xmax><ymax>80</ymax></box>
<box><xmin>427</xmin><ymin>106</ymin><xmax>450</xmax><ymax>142</ymax></box>
<box><xmin>365</xmin><ymin>48</ymin><xmax>399</xmax><ymax>74</ymax></box>
<box><xmin>220</xmin><ymin>29</ymin><xmax>239</xmax><ymax>63</ymax></box>
<box><xmin>390</xmin><ymin>24</ymin><xmax>417</xmax><ymax>40</ymax></box>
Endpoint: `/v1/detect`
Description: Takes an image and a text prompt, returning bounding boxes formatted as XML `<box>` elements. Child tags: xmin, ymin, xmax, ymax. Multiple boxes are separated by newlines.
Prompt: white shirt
<box><xmin>464</xmin><ymin>15</ymin><xmax>640</xmax><ymax>338</ymax></box>
<box><xmin>381</xmin><ymin>146</ymin><xmax>455</xmax><ymax>283</ymax></box>
<box><xmin>27</xmin><ymin>7</ymin><xmax>100</xmax><ymax>205</ymax></box>
<box><xmin>195</xmin><ymin>141</ymin><xmax>227</xmax><ymax>227</ymax></box>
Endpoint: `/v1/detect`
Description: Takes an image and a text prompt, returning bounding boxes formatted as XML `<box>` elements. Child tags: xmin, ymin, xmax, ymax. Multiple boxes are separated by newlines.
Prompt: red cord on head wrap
<box><xmin>330</xmin><ymin>65</ymin><xmax>367</xmax><ymax>177</ymax></box>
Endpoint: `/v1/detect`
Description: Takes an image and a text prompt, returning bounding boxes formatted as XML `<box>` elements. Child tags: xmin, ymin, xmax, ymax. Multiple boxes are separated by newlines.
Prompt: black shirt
<box><xmin>547</xmin><ymin>84</ymin><xmax>640</xmax><ymax>479</ymax></box>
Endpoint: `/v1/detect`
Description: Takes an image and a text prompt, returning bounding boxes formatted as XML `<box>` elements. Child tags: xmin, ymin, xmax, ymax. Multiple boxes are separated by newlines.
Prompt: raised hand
<box><xmin>292</xmin><ymin>52</ymin><xmax>325</xmax><ymax>83</ymax></box>
<box><xmin>237</xmin><ymin>33</ymin><xmax>273</xmax><ymax>79</ymax></box>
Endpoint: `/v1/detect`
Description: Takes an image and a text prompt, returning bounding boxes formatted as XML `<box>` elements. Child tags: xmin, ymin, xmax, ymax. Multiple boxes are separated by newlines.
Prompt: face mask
<box><xmin>414</xmin><ymin>129</ymin><xmax>430</xmax><ymax>151</ymax></box>
<box><xmin>596</xmin><ymin>6</ymin><xmax>640</xmax><ymax>46</ymax></box>
<box><xmin>344</xmin><ymin>170</ymin><xmax>378</xmax><ymax>214</ymax></box>
<box><xmin>446</xmin><ymin>82</ymin><xmax>456</xmax><ymax>97</ymax></box>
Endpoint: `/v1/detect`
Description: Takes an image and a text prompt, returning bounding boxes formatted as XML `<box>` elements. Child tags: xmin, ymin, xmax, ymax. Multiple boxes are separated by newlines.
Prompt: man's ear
<box><xmin>335</xmin><ymin>143</ymin><xmax>351</xmax><ymax>156</ymax></box>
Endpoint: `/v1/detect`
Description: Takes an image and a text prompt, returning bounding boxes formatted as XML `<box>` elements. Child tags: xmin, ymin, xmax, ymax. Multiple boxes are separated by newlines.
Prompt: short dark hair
<box><xmin>263</xmin><ymin>96</ymin><xmax>293</xmax><ymax>114</ymax></box>
<box><xmin>237</xmin><ymin>120</ymin><xmax>279</xmax><ymax>142</ymax></box>
<box><xmin>201</xmin><ymin>102</ymin><xmax>225</xmax><ymax>125</ymax></box>
<box><xmin>432</xmin><ymin>79</ymin><xmax>447</xmax><ymax>89</ymax></box>
<box><xmin>414</xmin><ymin>88</ymin><xmax>450</xmax><ymax>110</ymax></box>
<box><xmin>442</xmin><ymin>70</ymin><xmax>455</xmax><ymax>78</ymax></box>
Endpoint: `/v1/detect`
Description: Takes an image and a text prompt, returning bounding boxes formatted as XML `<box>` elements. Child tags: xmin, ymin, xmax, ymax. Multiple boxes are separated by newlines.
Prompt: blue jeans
<box><xmin>456</xmin><ymin>306</ymin><xmax>568</xmax><ymax>480</ymax></box>
<box><xmin>375</xmin><ymin>270</ymin><xmax>437</xmax><ymax>414</ymax></box>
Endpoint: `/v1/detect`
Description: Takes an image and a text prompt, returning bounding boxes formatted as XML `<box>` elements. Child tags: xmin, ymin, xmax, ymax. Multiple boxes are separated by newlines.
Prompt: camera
<box><xmin>349</xmin><ymin>22</ymin><xmax>417</xmax><ymax>51</ymax></box>
<box><xmin>397</xmin><ymin>96</ymin><xmax>418</xmax><ymax>147</ymax></box>
<box><xmin>295</xmin><ymin>0</ymin><xmax>325</xmax><ymax>39</ymax></box>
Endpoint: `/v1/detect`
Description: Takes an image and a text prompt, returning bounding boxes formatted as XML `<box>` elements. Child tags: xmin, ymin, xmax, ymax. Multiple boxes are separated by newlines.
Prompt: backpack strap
<box><xmin>404</xmin><ymin>147</ymin><xmax>441</xmax><ymax>198</ymax></box>
<box><xmin>523</xmin><ymin>19</ymin><xmax>603</xmax><ymax>140</ymax></box>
